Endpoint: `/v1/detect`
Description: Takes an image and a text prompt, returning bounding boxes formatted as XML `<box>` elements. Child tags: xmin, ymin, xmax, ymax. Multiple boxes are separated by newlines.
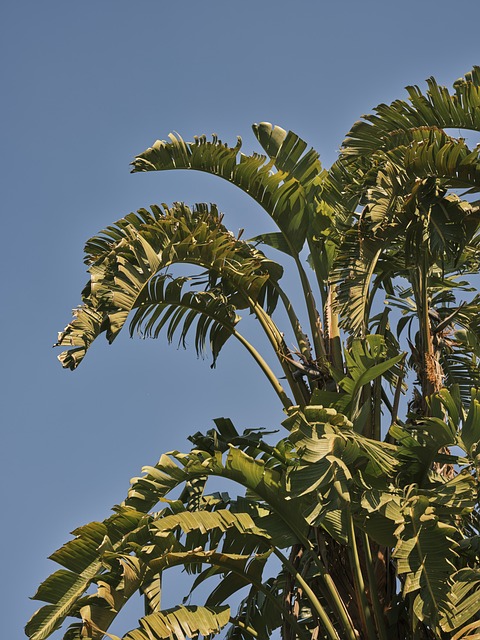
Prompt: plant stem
<box><xmin>233</xmin><ymin>329</ymin><xmax>293</xmax><ymax>409</ymax></box>
<box><xmin>373</xmin><ymin>308</ymin><xmax>390</xmax><ymax>440</ymax></box>
<box><xmin>294</xmin><ymin>254</ymin><xmax>327</xmax><ymax>362</ymax></box>
<box><xmin>306</xmin><ymin>237</ymin><xmax>345</xmax><ymax>369</ymax></box>
<box><xmin>273</xmin><ymin>281</ymin><xmax>313</xmax><ymax>361</ymax></box>
<box><xmin>360</xmin><ymin>530</ymin><xmax>388</xmax><ymax>640</ymax></box>
<box><xmin>361</xmin><ymin>251</ymin><xmax>383</xmax><ymax>336</ymax></box>
<box><xmin>390</xmin><ymin>354</ymin><xmax>406</xmax><ymax>430</ymax></box>
<box><xmin>373</xmin><ymin>375</ymin><xmax>382</xmax><ymax>441</ymax></box>
<box><xmin>299</xmin><ymin>541</ymin><xmax>358</xmax><ymax>640</ymax></box>
<box><xmin>250</xmin><ymin>300</ymin><xmax>310</xmax><ymax>405</ymax></box>
<box><xmin>230</xmin><ymin>618</ymin><xmax>259</xmax><ymax>638</ymax></box>
<box><xmin>325</xmin><ymin>285</ymin><xmax>344</xmax><ymax>373</ymax></box>
<box><xmin>305</xmin><ymin>237</ymin><xmax>329</xmax><ymax>311</ymax></box>
<box><xmin>272</xmin><ymin>547</ymin><xmax>341</xmax><ymax>640</ymax></box>
<box><xmin>346</xmin><ymin>510</ymin><xmax>378</xmax><ymax>639</ymax></box>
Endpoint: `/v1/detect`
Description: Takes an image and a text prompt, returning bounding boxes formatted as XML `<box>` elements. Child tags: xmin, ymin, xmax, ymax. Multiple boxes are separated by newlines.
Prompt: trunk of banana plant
<box><xmin>412</xmin><ymin>258</ymin><xmax>444</xmax><ymax>405</ymax></box>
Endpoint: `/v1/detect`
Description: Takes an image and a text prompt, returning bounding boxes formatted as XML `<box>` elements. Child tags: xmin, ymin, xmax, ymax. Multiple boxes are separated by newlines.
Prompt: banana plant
<box><xmin>28</xmin><ymin>68</ymin><xmax>480</xmax><ymax>639</ymax></box>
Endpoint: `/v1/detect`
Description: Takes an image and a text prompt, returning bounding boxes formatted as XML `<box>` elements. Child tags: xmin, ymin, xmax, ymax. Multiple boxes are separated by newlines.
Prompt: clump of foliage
<box><xmin>27</xmin><ymin>68</ymin><xmax>480</xmax><ymax>640</ymax></box>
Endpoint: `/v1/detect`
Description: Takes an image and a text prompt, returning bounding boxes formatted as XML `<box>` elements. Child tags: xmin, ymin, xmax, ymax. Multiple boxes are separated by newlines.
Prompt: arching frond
<box><xmin>342</xmin><ymin>67</ymin><xmax>480</xmax><ymax>157</ymax></box>
<box><xmin>122</xmin><ymin>605</ymin><xmax>231</xmax><ymax>640</ymax></box>
<box><xmin>251</xmin><ymin>122</ymin><xmax>325</xmax><ymax>203</ymax></box>
<box><xmin>398</xmin><ymin>128</ymin><xmax>480</xmax><ymax>190</ymax></box>
<box><xmin>132</xmin><ymin>128</ymin><xmax>330</xmax><ymax>367</ymax></box>
<box><xmin>394</xmin><ymin>492</ymin><xmax>460</xmax><ymax>635</ymax></box>
<box><xmin>26</xmin><ymin>510</ymin><xmax>151</xmax><ymax>640</ymax></box>
<box><xmin>56</xmin><ymin>203</ymin><xmax>283</xmax><ymax>369</ymax></box>
<box><xmin>27</xmin><ymin>420</ymin><xmax>313</xmax><ymax>640</ymax></box>
<box><xmin>131</xmin><ymin>130</ymin><xmax>320</xmax><ymax>253</ymax></box>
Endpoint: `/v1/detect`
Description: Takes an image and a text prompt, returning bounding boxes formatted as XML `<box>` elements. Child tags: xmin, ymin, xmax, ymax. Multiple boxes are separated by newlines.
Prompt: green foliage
<box><xmin>29</xmin><ymin>68</ymin><xmax>480</xmax><ymax>639</ymax></box>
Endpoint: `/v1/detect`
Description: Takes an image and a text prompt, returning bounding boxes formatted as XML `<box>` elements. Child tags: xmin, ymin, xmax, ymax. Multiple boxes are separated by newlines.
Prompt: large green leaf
<box><xmin>26</xmin><ymin>510</ymin><xmax>150</xmax><ymax>640</ymax></box>
<box><xmin>151</xmin><ymin>508</ymin><xmax>259</xmax><ymax>538</ymax></box>
<box><xmin>342</xmin><ymin>67</ymin><xmax>480</xmax><ymax>157</ymax></box>
<box><xmin>122</xmin><ymin>605</ymin><xmax>230</xmax><ymax>640</ymax></box>
<box><xmin>251</xmin><ymin>122</ymin><xmax>325</xmax><ymax>207</ymax></box>
<box><xmin>393</xmin><ymin>491</ymin><xmax>460</xmax><ymax>632</ymax></box>
<box><xmin>283</xmin><ymin>405</ymin><xmax>400</xmax><ymax>544</ymax></box>
<box><xmin>132</xmin><ymin>130</ymin><xmax>315</xmax><ymax>253</ymax></box>
<box><xmin>360</xmin><ymin>489</ymin><xmax>403</xmax><ymax>547</ymax></box>
<box><xmin>334</xmin><ymin>335</ymin><xmax>405</xmax><ymax>418</ymax></box>
<box><xmin>330</xmin><ymin>230</ymin><xmax>384</xmax><ymax>337</ymax></box>
<box><xmin>442</xmin><ymin>569</ymin><xmax>480</xmax><ymax>633</ymax></box>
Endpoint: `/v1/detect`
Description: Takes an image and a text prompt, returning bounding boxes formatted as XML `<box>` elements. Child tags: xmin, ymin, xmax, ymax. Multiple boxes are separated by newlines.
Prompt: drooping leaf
<box><xmin>442</xmin><ymin>569</ymin><xmax>480</xmax><ymax>633</ymax></box>
<box><xmin>249</xmin><ymin>231</ymin><xmax>293</xmax><ymax>256</ymax></box>
<box><xmin>342</xmin><ymin>68</ymin><xmax>480</xmax><ymax>159</ymax></box>
<box><xmin>393</xmin><ymin>491</ymin><xmax>460</xmax><ymax>632</ymax></box>
<box><xmin>56</xmin><ymin>203</ymin><xmax>282</xmax><ymax>369</ymax></box>
<box><xmin>123</xmin><ymin>605</ymin><xmax>230</xmax><ymax>640</ymax></box>
<box><xmin>128</xmin><ymin>275</ymin><xmax>240</xmax><ymax>367</ymax></box>
<box><xmin>26</xmin><ymin>510</ymin><xmax>150</xmax><ymax>640</ymax></box>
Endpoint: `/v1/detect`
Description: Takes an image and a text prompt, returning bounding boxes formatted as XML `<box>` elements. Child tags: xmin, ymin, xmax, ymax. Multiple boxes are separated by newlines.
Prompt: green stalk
<box><xmin>230</xmin><ymin>618</ymin><xmax>259</xmax><ymax>638</ymax></box>
<box><xmin>294</xmin><ymin>254</ymin><xmax>327</xmax><ymax>361</ymax></box>
<box><xmin>361</xmin><ymin>250</ymin><xmax>383</xmax><ymax>337</ymax></box>
<box><xmin>390</xmin><ymin>355</ymin><xmax>406</xmax><ymax>428</ymax></box>
<box><xmin>360</xmin><ymin>383</ymin><xmax>373</xmax><ymax>438</ymax></box>
<box><xmin>357</xmin><ymin>251</ymin><xmax>383</xmax><ymax>436</ymax></box>
<box><xmin>346</xmin><ymin>511</ymin><xmax>377</xmax><ymax>640</ymax></box>
<box><xmin>373</xmin><ymin>308</ymin><xmax>390</xmax><ymax>441</ymax></box>
<box><xmin>326</xmin><ymin>286</ymin><xmax>344</xmax><ymax>373</ymax></box>
<box><xmin>306</xmin><ymin>237</ymin><xmax>343</xmax><ymax>368</ymax></box>
<box><xmin>250</xmin><ymin>300</ymin><xmax>310</xmax><ymax>405</ymax></box>
<box><xmin>419</xmin><ymin>258</ymin><xmax>434</xmax><ymax>396</ymax></box>
<box><xmin>306</xmin><ymin>237</ymin><xmax>329</xmax><ymax>311</ymax></box>
<box><xmin>272</xmin><ymin>547</ymin><xmax>340</xmax><ymax>640</ymax></box>
<box><xmin>313</xmin><ymin>566</ymin><xmax>358</xmax><ymax>640</ymax></box>
<box><xmin>359</xmin><ymin>530</ymin><xmax>388</xmax><ymax>640</ymax></box>
<box><xmin>373</xmin><ymin>375</ymin><xmax>382</xmax><ymax>441</ymax></box>
<box><xmin>273</xmin><ymin>281</ymin><xmax>313</xmax><ymax>361</ymax></box>
<box><xmin>233</xmin><ymin>329</ymin><xmax>293</xmax><ymax>409</ymax></box>
<box><xmin>411</xmin><ymin>253</ymin><xmax>438</xmax><ymax>404</ymax></box>
<box><xmin>170</xmin><ymin>296</ymin><xmax>293</xmax><ymax>408</ymax></box>
<box><xmin>277</xmin><ymin>536</ymin><xmax>357</xmax><ymax>640</ymax></box>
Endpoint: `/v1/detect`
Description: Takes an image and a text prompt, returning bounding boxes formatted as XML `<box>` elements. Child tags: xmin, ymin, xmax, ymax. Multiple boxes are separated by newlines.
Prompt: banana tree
<box><xmin>27</xmin><ymin>68</ymin><xmax>480</xmax><ymax>640</ymax></box>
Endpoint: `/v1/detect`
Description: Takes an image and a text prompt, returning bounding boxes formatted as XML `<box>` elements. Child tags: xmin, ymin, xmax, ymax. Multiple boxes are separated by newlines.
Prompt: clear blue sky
<box><xmin>3</xmin><ymin>1</ymin><xmax>480</xmax><ymax>637</ymax></box>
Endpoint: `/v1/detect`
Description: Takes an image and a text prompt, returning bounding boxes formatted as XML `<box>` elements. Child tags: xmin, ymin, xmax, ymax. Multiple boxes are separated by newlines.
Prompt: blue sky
<box><xmin>3</xmin><ymin>1</ymin><xmax>480</xmax><ymax>638</ymax></box>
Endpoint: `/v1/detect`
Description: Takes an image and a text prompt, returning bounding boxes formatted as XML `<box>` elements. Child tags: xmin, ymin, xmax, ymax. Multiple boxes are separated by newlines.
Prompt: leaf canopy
<box><xmin>32</xmin><ymin>68</ymin><xmax>480</xmax><ymax>640</ymax></box>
